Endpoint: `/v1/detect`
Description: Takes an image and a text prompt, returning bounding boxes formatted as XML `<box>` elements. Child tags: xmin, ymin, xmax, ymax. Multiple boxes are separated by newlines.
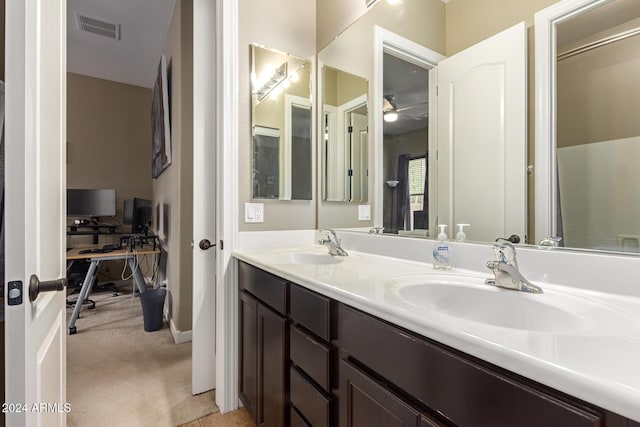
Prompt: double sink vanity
<box><xmin>236</xmin><ymin>0</ymin><xmax>640</xmax><ymax>423</ymax></box>
<box><xmin>233</xmin><ymin>232</ymin><xmax>640</xmax><ymax>426</ymax></box>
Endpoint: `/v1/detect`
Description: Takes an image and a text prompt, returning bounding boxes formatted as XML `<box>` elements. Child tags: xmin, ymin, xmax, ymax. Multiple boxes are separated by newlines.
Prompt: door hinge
<box><xmin>348</xmin><ymin>169</ymin><xmax>353</xmax><ymax>177</ymax></box>
<box><xmin>348</xmin><ymin>126</ymin><xmax>353</xmax><ymax>133</ymax></box>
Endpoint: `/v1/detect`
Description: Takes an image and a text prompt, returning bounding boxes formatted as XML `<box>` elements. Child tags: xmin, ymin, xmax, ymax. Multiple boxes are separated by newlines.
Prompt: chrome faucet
<box><xmin>485</xmin><ymin>240</ymin><xmax>543</xmax><ymax>294</ymax></box>
<box><xmin>538</xmin><ymin>236</ymin><xmax>562</xmax><ymax>247</ymax></box>
<box><xmin>317</xmin><ymin>229</ymin><xmax>348</xmax><ymax>256</ymax></box>
<box><xmin>369</xmin><ymin>227</ymin><xmax>384</xmax><ymax>235</ymax></box>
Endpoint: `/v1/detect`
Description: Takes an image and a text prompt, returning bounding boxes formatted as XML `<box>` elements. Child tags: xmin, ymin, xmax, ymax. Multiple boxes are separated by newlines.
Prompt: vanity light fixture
<box><xmin>253</xmin><ymin>62</ymin><xmax>288</xmax><ymax>102</ymax></box>
<box><xmin>253</xmin><ymin>63</ymin><xmax>306</xmax><ymax>103</ymax></box>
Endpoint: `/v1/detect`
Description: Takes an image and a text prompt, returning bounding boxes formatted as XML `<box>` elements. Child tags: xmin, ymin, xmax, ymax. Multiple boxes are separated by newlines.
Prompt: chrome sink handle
<box><xmin>492</xmin><ymin>239</ymin><xmax>517</xmax><ymax>265</ymax></box>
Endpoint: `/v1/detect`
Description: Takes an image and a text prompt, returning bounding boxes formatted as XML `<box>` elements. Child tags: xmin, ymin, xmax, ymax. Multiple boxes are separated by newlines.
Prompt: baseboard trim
<box><xmin>170</xmin><ymin>318</ymin><xmax>193</xmax><ymax>344</ymax></box>
<box><xmin>164</xmin><ymin>305</ymin><xmax>193</xmax><ymax>344</ymax></box>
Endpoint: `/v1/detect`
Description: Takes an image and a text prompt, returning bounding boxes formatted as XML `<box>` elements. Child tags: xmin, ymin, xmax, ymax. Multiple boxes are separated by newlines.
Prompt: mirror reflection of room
<box><xmin>382</xmin><ymin>53</ymin><xmax>429</xmax><ymax>236</ymax></box>
<box><xmin>251</xmin><ymin>44</ymin><xmax>312</xmax><ymax>200</ymax></box>
<box><xmin>555</xmin><ymin>0</ymin><xmax>640</xmax><ymax>252</ymax></box>
<box><xmin>322</xmin><ymin>66</ymin><xmax>369</xmax><ymax>203</ymax></box>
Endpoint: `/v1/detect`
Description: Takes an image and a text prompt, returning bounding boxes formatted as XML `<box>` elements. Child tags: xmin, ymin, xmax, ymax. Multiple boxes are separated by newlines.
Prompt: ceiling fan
<box><xmin>383</xmin><ymin>95</ymin><xmax>427</xmax><ymax>122</ymax></box>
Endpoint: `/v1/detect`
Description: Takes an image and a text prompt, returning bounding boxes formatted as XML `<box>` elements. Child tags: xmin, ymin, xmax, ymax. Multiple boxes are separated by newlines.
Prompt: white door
<box><xmin>192</xmin><ymin>0</ymin><xmax>216</xmax><ymax>395</ymax></box>
<box><xmin>5</xmin><ymin>0</ymin><xmax>68</xmax><ymax>426</ymax></box>
<box><xmin>436</xmin><ymin>22</ymin><xmax>527</xmax><ymax>243</ymax></box>
<box><xmin>349</xmin><ymin>112</ymin><xmax>368</xmax><ymax>202</ymax></box>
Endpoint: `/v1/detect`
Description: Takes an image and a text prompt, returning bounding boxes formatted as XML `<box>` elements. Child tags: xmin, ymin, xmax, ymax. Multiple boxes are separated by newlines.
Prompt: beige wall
<box><xmin>67</xmin><ymin>73</ymin><xmax>152</xmax><ymax>221</ymax></box>
<box><xmin>239</xmin><ymin>0</ymin><xmax>316</xmax><ymax>231</ymax></box>
<box><xmin>445</xmin><ymin>0</ymin><xmax>560</xmax><ymax>242</ymax></box>
<box><xmin>153</xmin><ymin>0</ymin><xmax>194</xmax><ymax>332</ymax></box>
<box><xmin>316</xmin><ymin>0</ymin><xmax>367</xmax><ymax>51</ymax></box>
<box><xmin>557</xmin><ymin>18</ymin><xmax>640</xmax><ymax>148</ymax></box>
<box><xmin>445</xmin><ymin>0</ymin><xmax>558</xmax><ymax>55</ymax></box>
<box><xmin>66</xmin><ymin>73</ymin><xmax>153</xmax><ymax>280</ymax></box>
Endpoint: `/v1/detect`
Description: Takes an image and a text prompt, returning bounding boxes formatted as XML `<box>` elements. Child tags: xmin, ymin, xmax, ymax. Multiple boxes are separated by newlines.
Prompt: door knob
<box><xmin>199</xmin><ymin>239</ymin><xmax>215</xmax><ymax>250</ymax></box>
<box><xmin>29</xmin><ymin>274</ymin><xmax>67</xmax><ymax>302</ymax></box>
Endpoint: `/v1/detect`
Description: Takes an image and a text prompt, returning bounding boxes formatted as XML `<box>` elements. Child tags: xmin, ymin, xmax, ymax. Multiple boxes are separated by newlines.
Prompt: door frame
<box><xmin>215</xmin><ymin>0</ymin><xmax>240</xmax><ymax>413</ymax></box>
<box><xmin>534</xmin><ymin>0</ymin><xmax>608</xmax><ymax>243</ymax></box>
<box><xmin>372</xmin><ymin>26</ymin><xmax>445</xmax><ymax>232</ymax></box>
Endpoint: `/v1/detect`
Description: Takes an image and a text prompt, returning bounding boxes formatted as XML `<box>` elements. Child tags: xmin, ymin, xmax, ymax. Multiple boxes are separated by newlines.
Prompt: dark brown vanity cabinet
<box><xmin>339</xmin><ymin>358</ymin><xmax>444</xmax><ymax>427</ymax></box>
<box><xmin>238</xmin><ymin>262</ymin><xmax>288</xmax><ymax>427</ymax></box>
<box><xmin>288</xmin><ymin>284</ymin><xmax>337</xmax><ymax>426</ymax></box>
<box><xmin>338</xmin><ymin>304</ymin><xmax>626</xmax><ymax>427</ymax></box>
<box><xmin>238</xmin><ymin>260</ymin><xmax>636</xmax><ymax>427</ymax></box>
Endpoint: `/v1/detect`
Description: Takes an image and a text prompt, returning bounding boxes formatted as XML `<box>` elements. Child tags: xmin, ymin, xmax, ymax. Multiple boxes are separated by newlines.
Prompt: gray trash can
<box><xmin>139</xmin><ymin>288</ymin><xmax>166</xmax><ymax>332</ymax></box>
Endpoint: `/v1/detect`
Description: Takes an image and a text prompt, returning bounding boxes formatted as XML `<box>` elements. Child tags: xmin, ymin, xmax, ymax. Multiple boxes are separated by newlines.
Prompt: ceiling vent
<box><xmin>76</xmin><ymin>13</ymin><xmax>121</xmax><ymax>40</ymax></box>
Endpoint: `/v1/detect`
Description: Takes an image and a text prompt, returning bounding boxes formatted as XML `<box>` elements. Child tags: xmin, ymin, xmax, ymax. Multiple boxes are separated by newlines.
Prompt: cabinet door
<box><xmin>239</xmin><ymin>291</ymin><xmax>258</xmax><ymax>422</ymax></box>
<box><xmin>340</xmin><ymin>359</ymin><xmax>421</xmax><ymax>427</ymax></box>
<box><xmin>258</xmin><ymin>302</ymin><xmax>288</xmax><ymax>427</ymax></box>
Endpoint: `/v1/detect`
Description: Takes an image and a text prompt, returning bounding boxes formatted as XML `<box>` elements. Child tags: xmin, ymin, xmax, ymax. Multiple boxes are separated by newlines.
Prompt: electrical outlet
<box><xmin>358</xmin><ymin>204</ymin><xmax>371</xmax><ymax>221</ymax></box>
<box><xmin>245</xmin><ymin>202</ymin><xmax>264</xmax><ymax>223</ymax></box>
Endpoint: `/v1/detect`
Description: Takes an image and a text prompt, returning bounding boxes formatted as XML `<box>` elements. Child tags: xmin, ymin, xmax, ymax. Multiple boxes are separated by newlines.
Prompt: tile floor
<box><xmin>179</xmin><ymin>408</ymin><xmax>254</xmax><ymax>427</ymax></box>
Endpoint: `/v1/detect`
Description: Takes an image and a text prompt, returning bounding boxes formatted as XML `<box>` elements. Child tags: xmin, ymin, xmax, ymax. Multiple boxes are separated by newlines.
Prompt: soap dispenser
<box><xmin>433</xmin><ymin>224</ymin><xmax>453</xmax><ymax>270</ymax></box>
<box><xmin>456</xmin><ymin>223</ymin><xmax>470</xmax><ymax>242</ymax></box>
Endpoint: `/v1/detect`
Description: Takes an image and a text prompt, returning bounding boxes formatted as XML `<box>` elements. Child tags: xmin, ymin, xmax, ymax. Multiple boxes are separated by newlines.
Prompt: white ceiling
<box><xmin>67</xmin><ymin>0</ymin><xmax>176</xmax><ymax>88</ymax></box>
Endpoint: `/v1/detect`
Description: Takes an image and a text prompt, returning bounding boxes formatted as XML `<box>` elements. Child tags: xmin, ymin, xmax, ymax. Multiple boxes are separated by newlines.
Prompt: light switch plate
<box><xmin>358</xmin><ymin>204</ymin><xmax>371</xmax><ymax>221</ymax></box>
<box><xmin>245</xmin><ymin>202</ymin><xmax>264</xmax><ymax>223</ymax></box>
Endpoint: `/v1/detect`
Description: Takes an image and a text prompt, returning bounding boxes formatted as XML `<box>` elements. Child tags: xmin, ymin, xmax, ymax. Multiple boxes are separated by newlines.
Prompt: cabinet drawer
<box><xmin>290</xmin><ymin>325</ymin><xmax>332</xmax><ymax>391</ymax></box>
<box><xmin>290</xmin><ymin>366</ymin><xmax>332</xmax><ymax>427</ymax></box>
<box><xmin>339</xmin><ymin>304</ymin><xmax>602</xmax><ymax>427</ymax></box>
<box><xmin>290</xmin><ymin>284</ymin><xmax>332</xmax><ymax>340</ymax></box>
<box><xmin>238</xmin><ymin>261</ymin><xmax>287</xmax><ymax>314</ymax></box>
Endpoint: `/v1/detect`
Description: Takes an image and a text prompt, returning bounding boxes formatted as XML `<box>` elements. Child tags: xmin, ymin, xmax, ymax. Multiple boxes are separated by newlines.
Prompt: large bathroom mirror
<box><xmin>251</xmin><ymin>44</ymin><xmax>312</xmax><ymax>200</ymax></box>
<box><xmin>317</xmin><ymin>0</ymin><xmax>528</xmax><ymax>244</ymax></box>
<box><xmin>535</xmin><ymin>0</ymin><xmax>640</xmax><ymax>254</ymax></box>
<box><xmin>317</xmin><ymin>0</ymin><xmax>446</xmax><ymax>229</ymax></box>
<box><xmin>321</xmin><ymin>66</ymin><xmax>368</xmax><ymax>203</ymax></box>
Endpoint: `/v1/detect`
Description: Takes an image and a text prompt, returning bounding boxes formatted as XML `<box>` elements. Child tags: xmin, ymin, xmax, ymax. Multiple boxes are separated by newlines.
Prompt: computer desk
<box><xmin>66</xmin><ymin>244</ymin><xmax>160</xmax><ymax>335</ymax></box>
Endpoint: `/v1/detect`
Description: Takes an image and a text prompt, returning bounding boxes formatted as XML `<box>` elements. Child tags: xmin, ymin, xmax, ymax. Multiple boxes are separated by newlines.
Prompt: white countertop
<box><xmin>233</xmin><ymin>245</ymin><xmax>640</xmax><ymax>422</ymax></box>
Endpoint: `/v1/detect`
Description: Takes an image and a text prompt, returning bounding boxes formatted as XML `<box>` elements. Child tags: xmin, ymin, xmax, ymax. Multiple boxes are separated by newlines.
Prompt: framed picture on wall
<box><xmin>152</xmin><ymin>55</ymin><xmax>172</xmax><ymax>178</ymax></box>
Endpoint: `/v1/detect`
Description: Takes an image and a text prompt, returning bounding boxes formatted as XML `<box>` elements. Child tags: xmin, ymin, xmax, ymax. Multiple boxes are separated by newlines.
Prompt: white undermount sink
<box><xmin>388</xmin><ymin>274</ymin><xmax>636</xmax><ymax>334</ymax></box>
<box><xmin>263</xmin><ymin>247</ymin><xmax>346</xmax><ymax>265</ymax></box>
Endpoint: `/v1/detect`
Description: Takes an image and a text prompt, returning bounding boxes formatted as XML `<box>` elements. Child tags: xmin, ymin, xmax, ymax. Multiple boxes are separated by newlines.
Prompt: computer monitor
<box><xmin>131</xmin><ymin>198</ymin><xmax>152</xmax><ymax>234</ymax></box>
<box><xmin>67</xmin><ymin>189</ymin><xmax>116</xmax><ymax>217</ymax></box>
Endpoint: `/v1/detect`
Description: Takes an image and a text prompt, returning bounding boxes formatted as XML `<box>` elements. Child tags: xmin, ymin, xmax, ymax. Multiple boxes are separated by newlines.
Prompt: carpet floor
<box><xmin>66</xmin><ymin>282</ymin><xmax>217</xmax><ymax>427</ymax></box>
